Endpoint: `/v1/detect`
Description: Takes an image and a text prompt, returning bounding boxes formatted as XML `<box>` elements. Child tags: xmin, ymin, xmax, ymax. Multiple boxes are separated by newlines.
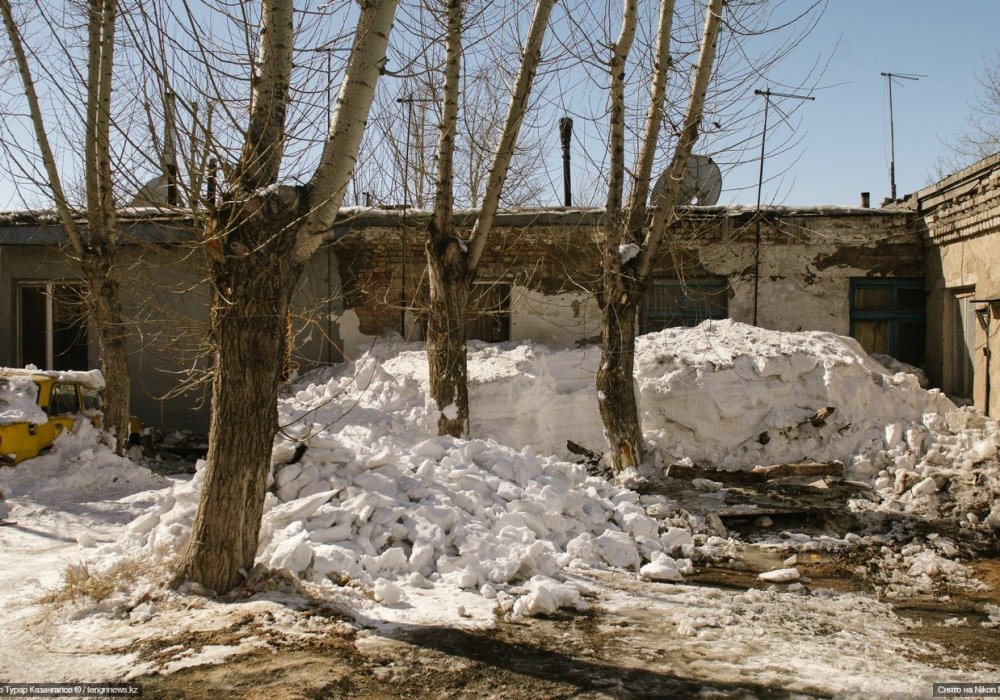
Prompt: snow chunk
<box><xmin>619</xmin><ymin>243</ymin><xmax>641</xmax><ymax>264</ymax></box>
<box><xmin>0</xmin><ymin>375</ymin><xmax>46</xmax><ymax>425</ymax></box>
<box><xmin>759</xmin><ymin>567</ymin><xmax>801</xmax><ymax>583</ymax></box>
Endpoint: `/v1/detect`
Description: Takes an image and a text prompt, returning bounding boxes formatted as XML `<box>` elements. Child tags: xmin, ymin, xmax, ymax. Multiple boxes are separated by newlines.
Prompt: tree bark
<box><xmin>597</xmin><ymin>0</ymin><xmax>724</xmax><ymax>476</ymax></box>
<box><xmin>177</xmin><ymin>189</ymin><xmax>304</xmax><ymax>594</ymax></box>
<box><xmin>80</xmin><ymin>254</ymin><xmax>131</xmax><ymax>454</ymax></box>
<box><xmin>596</xmin><ymin>292</ymin><xmax>644</xmax><ymax>473</ymax></box>
<box><xmin>425</xmin><ymin>235</ymin><xmax>470</xmax><ymax>438</ymax></box>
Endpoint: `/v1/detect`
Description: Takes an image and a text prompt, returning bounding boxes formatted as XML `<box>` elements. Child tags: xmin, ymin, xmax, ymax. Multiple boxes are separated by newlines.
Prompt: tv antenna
<box><xmin>752</xmin><ymin>88</ymin><xmax>815</xmax><ymax>326</ymax></box>
<box><xmin>880</xmin><ymin>72</ymin><xmax>925</xmax><ymax>201</ymax></box>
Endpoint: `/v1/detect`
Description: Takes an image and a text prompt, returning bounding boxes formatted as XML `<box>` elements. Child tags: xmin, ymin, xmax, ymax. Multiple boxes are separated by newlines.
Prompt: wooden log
<box><xmin>751</xmin><ymin>460</ymin><xmax>845</xmax><ymax>480</ymax></box>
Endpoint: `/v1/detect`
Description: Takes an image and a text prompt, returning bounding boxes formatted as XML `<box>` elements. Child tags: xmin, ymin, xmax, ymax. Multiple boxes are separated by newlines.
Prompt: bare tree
<box><xmin>938</xmin><ymin>50</ymin><xmax>1000</xmax><ymax>175</ymax></box>
<box><xmin>424</xmin><ymin>0</ymin><xmax>556</xmax><ymax>436</ymax></box>
<box><xmin>152</xmin><ymin>0</ymin><xmax>401</xmax><ymax>594</ymax></box>
<box><xmin>595</xmin><ymin>0</ymin><xmax>723</xmax><ymax>474</ymax></box>
<box><xmin>0</xmin><ymin>0</ymin><xmax>132</xmax><ymax>455</ymax></box>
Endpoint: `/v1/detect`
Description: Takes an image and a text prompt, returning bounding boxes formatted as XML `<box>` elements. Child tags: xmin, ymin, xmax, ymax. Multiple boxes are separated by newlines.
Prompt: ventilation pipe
<box><xmin>559</xmin><ymin>117</ymin><xmax>573</xmax><ymax>207</ymax></box>
<box><xmin>163</xmin><ymin>91</ymin><xmax>178</xmax><ymax>205</ymax></box>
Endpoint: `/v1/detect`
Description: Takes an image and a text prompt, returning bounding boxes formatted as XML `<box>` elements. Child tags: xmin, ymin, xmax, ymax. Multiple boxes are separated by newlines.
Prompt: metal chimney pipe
<box><xmin>164</xmin><ymin>91</ymin><xmax>178</xmax><ymax>205</ymax></box>
<box><xmin>558</xmin><ymin>117</ymin><xmax>573</xmax><ymax>207</ymax></box>
<box><xmin>860</xmin><ymin>192</ymin><xmax>870</xmax><ymax>209</ymax></box>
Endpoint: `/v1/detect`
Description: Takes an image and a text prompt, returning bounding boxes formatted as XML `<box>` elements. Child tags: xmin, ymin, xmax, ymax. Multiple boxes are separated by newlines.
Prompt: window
<box><xmin>416</xmin><ymin>281</ymin><xmax>511</xmax><ymax>343</ymax></box>
<box><xmin>81</xmin><ymin>387</ymin><xmax>103</xmax><ymax>412</ymax></box>
<box><xmin>849</xmin><ymin>278</ymin><xmax>925</xmax><ymax>366</ymax></box>
<box><xmin>17</xmin><ymin>283</ymin><xmax>89</xmax><ymax>371</ymax></box>
<box><xmin>466</xmin><ymin>282</ymin><xmax>511</xmax><ymax>343</ymax></box>
<box><xmin>48</xmin><ymin>383</ymin><xmax>80</xmax><ymax>416</ymax></box>
<box><xmin>641</xmin><ymin>279</ymin><xmax>728</xmax><ymax>334</ymax></box>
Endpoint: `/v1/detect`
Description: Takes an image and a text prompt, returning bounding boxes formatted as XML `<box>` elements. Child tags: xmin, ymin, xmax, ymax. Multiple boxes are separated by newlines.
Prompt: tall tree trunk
<box><xmin>176</xmin><ymin>0</ymin><xmax>397</xmax><ymax>595</ymax></box>
<box><xmin>597</xmin><ymin>295</ymin><xmax>643</xmax><ymax>472</ymax></box>
<box><xmin>426</xmin><ymin>236</ymin><xmax>470</xmax><ymax>437</ymax></box>
<box><xmin>597</xmin><ymin>0</ymin><xmax>723</xmax><ymax>476</ymax></box>
<box><xmin>425</xmin><ymin>0</ymin><xmax>555</xmax><ymax>437</ymax></box>
<box><xmin>426</xmin><ymin>0</ymin><xmax>466</xmax><ymax>437</ymax></box>
<box><xmin>177</xmin><ymin>190</ymin><xmax>304</xmax><ymax>593</ymax></box>
<box><xmin>1</xmin><ymin>0</ymin><xmax>131</xmax><ymax>456</ymax></box>
<box><xmin>81</xmin><ymin>254</ymin><xmax>130</xmax><ymax>454</ymax></box>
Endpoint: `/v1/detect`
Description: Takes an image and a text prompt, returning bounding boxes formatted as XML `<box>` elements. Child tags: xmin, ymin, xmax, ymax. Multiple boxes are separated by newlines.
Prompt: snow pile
<box><xmin>360</xmin><ymin>342</ymin><xmax>602</xmax><ymax>459</ymax></box>
<box><xmin>101</xmin><ymin>321</ymin><xmax>999</xmax><ymax>619</ymax></box>
<box><xmin>0</xmin><ymin>374</ymin><xmax>47</xmax><ymax>425</ymax></box>
<box><xmin>634</xmin><ymin>321</ymin><xmax>955</xmax><ymax>470</ymax></box>
<box><xmin>107</xmin><ymin>356</ymin><xmax>677</xmax><ymax>617</ymax></box>
<box><xmin>0</xmin><ymin>420</ymin><xmax>168</xmax><ymax>502</ymax></box>
<box><xmin>350</xmin><ymin>322</ymin><xmax>965</xmax><ymax>479</ymax></box>
<box><xmin>852</xmin><ymin>408</ymin><xmax>1000</xmax><ymax>529</ymax></box>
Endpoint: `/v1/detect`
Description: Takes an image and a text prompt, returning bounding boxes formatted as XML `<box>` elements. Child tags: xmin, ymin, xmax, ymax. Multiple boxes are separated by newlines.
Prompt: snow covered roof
<box><xmin>0</xmin><ymin>202</ymin><xmax>911</xmax><ymax>245</ymax></box>
<box><xmin>0</xmin><ymin>368</ymin><xmax>105</xmax><ymax>390</ymax></box>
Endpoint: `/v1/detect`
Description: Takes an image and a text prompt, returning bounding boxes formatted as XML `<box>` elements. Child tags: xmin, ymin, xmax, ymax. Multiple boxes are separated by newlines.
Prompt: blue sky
<box><xmin>721</xmin><ymin>0</ymin><xmax>1000</xmax><ymax>207</ymax></box>
<box><xmin>1</xmin><ymin>1</ymin><xmax>997</xmax><ymax>211</ymax></box>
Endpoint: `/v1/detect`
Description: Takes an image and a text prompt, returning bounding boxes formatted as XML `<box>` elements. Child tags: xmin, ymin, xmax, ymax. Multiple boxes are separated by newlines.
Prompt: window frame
<box><xmin>848</xmin><ymin>277</ymin><xmax>926</xmax><ymax>366</ymax></box>
<box><xmin>640</xmin><ymin>278</ymin><xmax>729</xmax><ymax>334</ymax></box>
<box><xmin>15</xmin><ymin>281</ymin><xmax>89</xmax><ymax>371</ymax></box>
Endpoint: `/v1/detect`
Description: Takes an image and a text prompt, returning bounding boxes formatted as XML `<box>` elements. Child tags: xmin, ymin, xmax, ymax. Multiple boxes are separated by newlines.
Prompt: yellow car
<box><xmin>0</xmin><ymin>368</ymin><xmax>133</xmax><ymax>466</ymax></box>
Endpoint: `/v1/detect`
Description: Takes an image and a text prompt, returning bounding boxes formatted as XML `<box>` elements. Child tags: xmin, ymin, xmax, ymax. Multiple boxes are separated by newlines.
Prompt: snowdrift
<box><xmin>94</xmin><ymin>322</ymin><xmax>999</xmax><ymax>616</ymax></box>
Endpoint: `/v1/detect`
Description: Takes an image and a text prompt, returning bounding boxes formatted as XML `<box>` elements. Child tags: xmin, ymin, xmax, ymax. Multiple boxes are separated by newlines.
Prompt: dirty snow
<box><xmin>0</xmin><ymin>321</ymin><xmax>998</xmax><ymax>694</ymax></box>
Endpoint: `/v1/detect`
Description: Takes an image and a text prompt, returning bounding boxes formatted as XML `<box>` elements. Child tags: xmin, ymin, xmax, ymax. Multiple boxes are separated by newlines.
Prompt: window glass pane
<box><xmin>895</xmin><ymin>322</ymin><xmax>925</xmax><ymax>366</ymax></box>
<box><xmin>466</xmin><ymin>283</ymin><xmax>510</xmax><ymax>343</ymax></box>
<box><xmin>19</xmin><ymin>286</ymin><xmax>47</xmax><ymax>369</ymax></box>
<box><xmin>80</xmin><ymin>388</ymin><xmax>102</xmax><ymax>411</ymax></box>
<box><xmin>50</xmin><ymin>285</ymin><xmax>89</xmax><ymax>371</ymax></box>
<box><xmin>49</xmin><ymin>383</ymin><xmax>79</xmax><ymax>415</ymax></box>
<box><xmin>896</xmin><ymin>287</ymin><xmax>925</xmax><ymax>311</ymax></box>
<box><xmin>854</xmin><ymin>287</ymin><xmax>891</xmax><ymax>311</ymax></box>
<box><xmin>643</xmin><ymin>280</ymin><xmax>727</xmax><ymax>333</ymax></box>
<box><xmin>854</xmin><ymin>320</ymin><xmax>889</xmax><ymax>355</ymax></box>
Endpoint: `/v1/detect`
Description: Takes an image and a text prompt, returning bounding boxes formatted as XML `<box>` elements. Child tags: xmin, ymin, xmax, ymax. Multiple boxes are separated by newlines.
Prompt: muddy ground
<box><xmin>127</xmin><ymin>553</ymin><xmax>1000</xmax><ymax>700</ymax></box>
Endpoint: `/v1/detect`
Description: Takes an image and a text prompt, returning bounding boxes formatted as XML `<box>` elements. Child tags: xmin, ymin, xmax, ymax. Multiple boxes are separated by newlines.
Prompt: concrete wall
<box><xmin>0</xmin><ymin>228</ymin><xmax>341</xmax><ymax>432</ymax></box>
<box><xmin>914</xmin><ymin>153</ymin><xmax>1000</xmax><ymax>416</ymax></box>
<box><xmin>334</xmin><ymin>207</ymin><xmax>921</xmax><ymax>353</ymax></box>
<box><xmin>1</xmin><ymin>206</ymin><xmax>923</xmax><ymax>430</ymax></box>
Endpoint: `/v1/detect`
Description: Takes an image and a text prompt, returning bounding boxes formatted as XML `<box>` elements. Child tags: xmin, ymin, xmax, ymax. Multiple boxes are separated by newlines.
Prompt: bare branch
<box><xmin>299</xmin><ymin>0</ymin><xmax>399</xmax><ymax>259</ymax></box>
<box><xmin>638</xmin><ymin>0</ymin><xmax>723</xmax><ymax>282</ymax></box>
<box><xmin>467</xmin><ymin>0</ymin><xmax>557</xmax><ymax>271</ymax></box>
<box><xmin>0</xmin><ymin>0</ymin><xmax>85</xmax><ymax>254</ymax></box>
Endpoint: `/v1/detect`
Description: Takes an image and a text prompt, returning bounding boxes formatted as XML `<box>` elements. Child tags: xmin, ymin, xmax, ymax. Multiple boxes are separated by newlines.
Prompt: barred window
<box><xmin>641</xmin><ymin>278</ymin><xmax>728</xmax><ymax>334</ymax></box>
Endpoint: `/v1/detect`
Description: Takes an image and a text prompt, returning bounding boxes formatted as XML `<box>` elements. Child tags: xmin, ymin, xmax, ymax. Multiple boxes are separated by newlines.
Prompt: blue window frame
<box><xmin>641</xmin><ymin>279</ymin><xmax>728</xmax><ymax>334</ymax></box>
<box><xmin>849</xmin><ymin>278</ymin><xmax>925</xmax><ymax>366</ymax></box>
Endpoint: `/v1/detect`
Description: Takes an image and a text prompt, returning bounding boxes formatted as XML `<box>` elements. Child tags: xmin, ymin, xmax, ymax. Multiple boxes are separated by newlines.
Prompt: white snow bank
<box><xmin>342</xmin><ymin>321</ymin><xmax>962</xmax><ymax>474</ymax></box>
<box><xmin>0</xmin><ymin>420</ymin><xmax>168</xmax><ymax>502</ymax></box>
<box><xmin>101</xmin><ymin>355</ymin><xmax>675</xmax><ymax>618</ymax></box>
<box><xmin>103</xmin><ymin>320</ymin><xmax>1000</xmax><ymax>624</ymax></box>
<box><xmin>0</xmin><ymin>374</ymin><xmax>47</xmax><ymax>425</ymax></box>
<box><xmin>635</xmin><ymin>321</ymin><xmax>955</xmax><ymax>470</ymax></box>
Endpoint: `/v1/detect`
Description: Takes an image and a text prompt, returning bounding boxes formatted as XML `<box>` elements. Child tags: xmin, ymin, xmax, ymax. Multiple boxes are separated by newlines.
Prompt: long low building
<box><xmin>1</xmin><ymin>153</ymin><xmax>997</xmax><ymax>429</ymax></box>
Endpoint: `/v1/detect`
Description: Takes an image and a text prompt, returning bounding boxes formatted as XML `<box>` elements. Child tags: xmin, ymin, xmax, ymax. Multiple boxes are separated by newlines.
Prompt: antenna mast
<box><xmin>752</xmin><ymin>88</ymin><xmax>814</xmax><ymax>327</ymax></box>
<box><xmin>880</xmin><ymin>72</ymin><xmax>924</xmax><ymax>202</ymax></box>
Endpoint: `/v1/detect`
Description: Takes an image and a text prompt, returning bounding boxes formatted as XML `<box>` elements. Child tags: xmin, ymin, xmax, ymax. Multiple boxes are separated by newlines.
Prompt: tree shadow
<box><xmin>349</xmin><ymin>611</ymin><xmax>810</xmax><ymax>699</ymax></box>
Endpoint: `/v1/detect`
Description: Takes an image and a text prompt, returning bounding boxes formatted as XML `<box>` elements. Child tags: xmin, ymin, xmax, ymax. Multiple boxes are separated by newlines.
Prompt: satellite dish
<box><xmin>651</xmin><ymin>154</ymin><xmax>722</xmax><ymax>206</ymax></box>
<box><xmin>130</xmin><ymin>175</ymin><xmax>170</xmax><ymax>207</ymax></box>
